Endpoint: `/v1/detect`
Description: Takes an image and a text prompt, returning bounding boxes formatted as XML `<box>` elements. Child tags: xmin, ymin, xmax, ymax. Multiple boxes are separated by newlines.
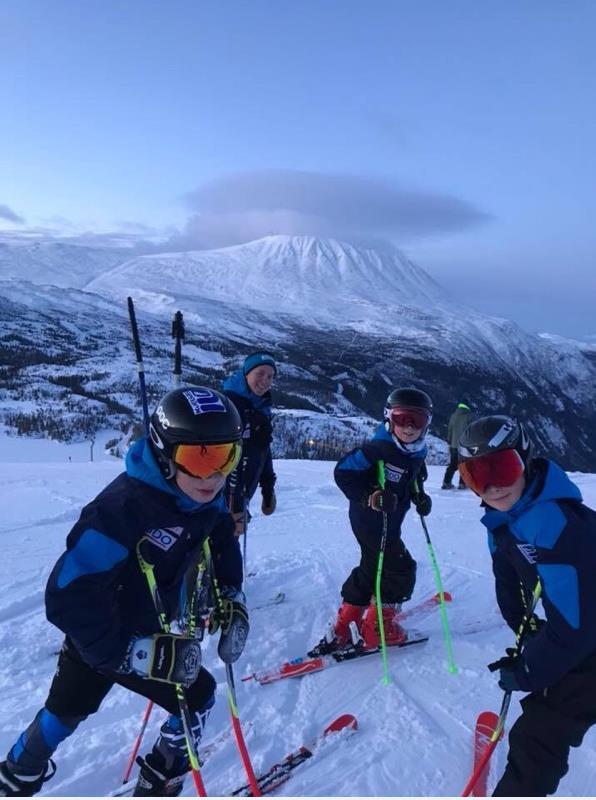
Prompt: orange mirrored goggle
<box><xmin>458</xmin><ymin>448</ymin><xmax>524</xmax><ymax>495</ymax></box>
<box><xmin>173</xmin><ymin>441</ymin><xmax>241</xmax><ymax>479</ymax></box>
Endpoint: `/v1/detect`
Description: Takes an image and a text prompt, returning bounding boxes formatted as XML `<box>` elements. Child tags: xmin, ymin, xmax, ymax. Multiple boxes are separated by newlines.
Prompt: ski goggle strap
<box><xmin>387</xmin><ymin>406</ymin><xmax>431</xmax><ymax>430</ymax></box>
<box><xmin>173</xmin><ymin>441</ymin><xmax>241</xmax><ymax>479</ymax></box>
<box><xmin>458</xmin><ymin>448</ymin><xmax>524</xmax><ymax>495</ymax></box>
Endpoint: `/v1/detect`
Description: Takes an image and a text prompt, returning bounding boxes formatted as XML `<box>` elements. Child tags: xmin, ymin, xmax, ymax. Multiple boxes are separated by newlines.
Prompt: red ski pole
<box><xmin>122</xmin><ymin>700</ymin><xmax>154</xmax><ymax>784</ymax></box>
<box><xmin>226</xmin><ymin>663</ymin><xmax>261</xmax><ymax>796</ymax></box>
<box><xmin>461</xmin><ymin>581</ymin><xmax>542</xmax><ymax>796</ymax></box>
<box><xmin>461</xmin><ymin>695</ymin><xmax>508</xmax><ymax>796</ymax></box>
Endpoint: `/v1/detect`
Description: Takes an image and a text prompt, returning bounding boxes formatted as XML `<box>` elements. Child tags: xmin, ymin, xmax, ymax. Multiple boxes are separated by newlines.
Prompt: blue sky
<box><xmin>1</xmin><ymin>1</ymin><xmax>595</xmax><ymax>336</ymax></box>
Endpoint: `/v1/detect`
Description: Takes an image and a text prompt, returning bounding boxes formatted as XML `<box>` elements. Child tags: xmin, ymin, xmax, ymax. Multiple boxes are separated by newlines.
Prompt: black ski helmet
<box><xmin>149</xmin><ymin>386</ymin><xmax>242</xmax><ymax>478</ymax></box>
<box><xmin>383</xmin><ymin>387</ymin><xmax>433</xmax><ymax>438</ymax></box>
<box><xmin>385</xmin><ymin>387</ymin><xmax>433</xmax><ymax>415</ymax></box>
<box><xmin>458</xmin><ymin>415</ymin><xmax>533</xmax><ymax>468</ymax></box>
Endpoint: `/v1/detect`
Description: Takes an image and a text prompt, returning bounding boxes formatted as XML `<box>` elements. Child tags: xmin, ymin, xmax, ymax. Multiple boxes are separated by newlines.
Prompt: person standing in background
<box><xmin>442</xmin><ymin>402</ymin><xmax>472</xmax><ymax>490</ymax></box>
<box><xmin>223</xmin><ymin>352</ymin><xmax>277</xmax><ymax>537</ymax></box>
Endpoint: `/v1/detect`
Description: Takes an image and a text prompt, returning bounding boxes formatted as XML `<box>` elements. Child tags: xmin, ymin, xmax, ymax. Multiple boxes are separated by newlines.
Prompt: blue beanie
<box><xmin>243</xmin><ymin>352</ymin><xmax>277</xmax><ymax>376</ymax></box>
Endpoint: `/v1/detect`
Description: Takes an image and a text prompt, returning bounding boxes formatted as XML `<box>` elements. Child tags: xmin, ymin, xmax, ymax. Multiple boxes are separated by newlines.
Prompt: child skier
<box><xmin>223</xmin><ymin>352</ymin><xmax>277</xmax><ymax>536</ymax></box>
<box><xmin>309</xmin><ymin>387</ymin><xmax>433</xmax><ymax>656</ymax></box>
<box><xmin>0</xmin><ymin>387</ymin><xmax>249</xmax><ymax>797</ymax></box>
<box><xmin>458</xmin><ymin>415</ymin><xmax>596</xmax><ymax>796</ymax></box>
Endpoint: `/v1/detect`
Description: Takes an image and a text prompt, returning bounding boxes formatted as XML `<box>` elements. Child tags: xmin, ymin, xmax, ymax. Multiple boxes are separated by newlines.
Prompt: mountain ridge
<box><xmin>1</xmin><ymin>235</ymin><xmax>595</xmax><ymax>469</ymax></box>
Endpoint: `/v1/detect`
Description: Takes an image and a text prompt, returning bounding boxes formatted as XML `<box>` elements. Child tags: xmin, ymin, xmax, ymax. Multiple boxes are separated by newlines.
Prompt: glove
<box><xmin>368</xmin><ymin>489</ymin><xmax>398</xmax><ymax>513</ymax></box>
<box><xmin>209</xmin><ymin>588</ymin><xmax>250</xmax><ymax>664</ymax></box>
<box><xmin>129</xmin><ymin>633</ymin><xmax>201</xmax><ymax>688</ymax></box>
<box><xmin>412</xmin><ymin>490</ymin><xmax>432</xmax><ymax>517</ymax></box>
<box><xmin>261</xmin><ymin>487</ymin><xmax>276</xmax><ymax>515</ymax></box>
<box><xmin>527</xmin><ymin>615</ymin><xmax>545</xmax><ymax>637</ymax></box>
<box><xmin>488</xmin><ymin>648</ymin><xmax>525</xmax><ymax>692</ymax></box>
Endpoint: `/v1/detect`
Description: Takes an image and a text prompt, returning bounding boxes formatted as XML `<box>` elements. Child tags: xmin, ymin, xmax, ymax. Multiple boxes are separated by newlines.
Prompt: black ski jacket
<box><xmin>334</xmin><ymin>424</ymin><xmax>427</xmax><ymax>539</ymax></box>
<box><xmin>483</xmin><ymin>458</ymin><xmax>596</xmax><ymax>691</ymax></box>
<box><xmin>45</xmin><ymin>438</ymin><xmax>242</xmax><ymax>672</ymax></box>
<box><xmin>223</xmin><ymin>369</ymin><xmax>275</xmax><ymax>513</ymax></box>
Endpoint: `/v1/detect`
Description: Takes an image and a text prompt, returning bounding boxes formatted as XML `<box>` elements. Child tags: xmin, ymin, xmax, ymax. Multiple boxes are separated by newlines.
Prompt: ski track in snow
<box><xmin>0</xmin><ymin>454</ymin><xmax>595</xmax><ymax>796</ymax></box>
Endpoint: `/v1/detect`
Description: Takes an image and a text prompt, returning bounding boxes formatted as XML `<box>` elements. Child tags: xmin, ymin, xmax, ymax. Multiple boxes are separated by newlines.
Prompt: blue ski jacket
<box><xmin>45</xmin><ymin>438</ymin><xmax>242</xmax><ymax>672</ymax></box>
<box><xmin>334</xmin><ymin>424</ymin><xmax>427</xmax><ymax>539</ymax></box>
<box><xmin>223</xmin><ymin>369</ymin><xmax>276</xmax><ymax>513</ymax></box>
<box><xmin>482</xmin><ymin>458</ymin><xmax>596</xmax><ymax>691</ymax></box>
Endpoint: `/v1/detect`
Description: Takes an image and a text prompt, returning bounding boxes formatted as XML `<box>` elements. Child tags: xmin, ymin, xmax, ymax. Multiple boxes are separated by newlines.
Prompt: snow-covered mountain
<box><xmin>1</xmin><ymin>235</ymin><xmax>595</xmax><ymax>469</ymax></box>
<box><xmin>86</xmin><ymin>235</ymin><xmax>446</xmax><ymax>325</ymax></box>
<box><xmin>539</xmin><ymin>331</ymin><xmax>596</xmax><ymax>363</ymax></box>
<box><xmin>0</xmin><ymin>239</ymin><xmax>130</xmax><ymax>288</ymax></box>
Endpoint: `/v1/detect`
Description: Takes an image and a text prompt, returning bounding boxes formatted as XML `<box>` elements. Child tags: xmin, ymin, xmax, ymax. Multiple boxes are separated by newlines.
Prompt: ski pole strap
<box><xmin>137</xmin><ymin>542</ymin><xmax>170</xmax><ymax>633</ymax></box>
<box><xmin>136</xmin><ymin>541</ymin><xmax>207</xmax><ymax>795</ymax></box>
<box><xmin>514</xmin><ymin>580</ymin><xmax>542</xmax><ymax>653</ymax></box>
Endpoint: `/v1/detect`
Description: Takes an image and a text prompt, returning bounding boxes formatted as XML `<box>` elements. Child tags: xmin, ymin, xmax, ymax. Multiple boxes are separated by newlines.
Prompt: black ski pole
<box><xmin>171</xmin><ymin>310</ymin><xmax>185</xmax><ymax>387</ymax></box>
<box><xmin>127</xmin><ymin>297</ymin><xmax>150</xmax><ymax>435</ymax></box>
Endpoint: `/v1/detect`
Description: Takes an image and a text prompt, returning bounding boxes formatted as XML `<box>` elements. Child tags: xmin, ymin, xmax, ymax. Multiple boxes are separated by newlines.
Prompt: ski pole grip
<box><xmin>376</xmin><ymin>460</ymin><xmax>385</xmax><ymax>490</ymax></box>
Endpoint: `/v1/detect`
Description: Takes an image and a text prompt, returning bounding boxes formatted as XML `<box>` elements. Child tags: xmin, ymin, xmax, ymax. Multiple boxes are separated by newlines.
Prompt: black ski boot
<box><xmin>132</xmin><ymin>755</ymin><xmax>187</xmax><ymax>797</ymax></box>
<box><xmin>0</xmin><ymin>760</ymin><xmax>56</xmax><ymax>797</ymax></box>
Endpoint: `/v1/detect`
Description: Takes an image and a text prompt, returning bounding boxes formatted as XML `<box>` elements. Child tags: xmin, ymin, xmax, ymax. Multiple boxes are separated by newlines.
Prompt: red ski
<box><xmin>243</xmin><ymin>591</ymin><xmax>449</xmax><ymax>686</ymax></box>
<box><xmin>462</xmin><ymin>711</ymin><xmax>503</xmax><ymax>797</ymax></box>
<box><xmin>396</xmin><ymin>590</ymin><xmax>452</xmax><ymax>622</ymax></box>
<box><xmin>231</xmin><ymin>714</ymin><xmax>358</xmax><ymax>796</ymax></box>
<box><xmin>244</xmin><ymin>630</ymin><xmax>428</xmax><ymax>685</ymax></box>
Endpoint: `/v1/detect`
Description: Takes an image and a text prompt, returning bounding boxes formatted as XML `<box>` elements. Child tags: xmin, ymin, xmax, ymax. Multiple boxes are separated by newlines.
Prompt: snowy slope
<box><xmin>0</xmin><ymin>441</ymin><xmax>594</xmax><ymax>797</ymax></box>
<box><xmin>0</xmin><ymin>241</ymin><xmax>129</xmax><ymax>288</ymax></box>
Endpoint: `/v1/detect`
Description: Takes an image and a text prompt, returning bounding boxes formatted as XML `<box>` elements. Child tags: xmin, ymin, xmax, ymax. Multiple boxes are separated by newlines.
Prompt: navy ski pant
<box><xmin>341</xmin><ymin>527</ymin><xmax>416</xmax><ymax>606</ymax></box>
<box><xmin>493</xmin><ymin>651</ymin><xmax>596</xmax><ymax>796</ymax></box>
<box><xmin>7</xmin><ymin>639</ymin><xmax>215</xmax><ymax>777</ymax></box>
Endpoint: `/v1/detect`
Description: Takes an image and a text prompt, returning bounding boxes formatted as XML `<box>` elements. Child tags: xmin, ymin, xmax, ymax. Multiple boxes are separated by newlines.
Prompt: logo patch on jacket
<box><xmin>146</xmin><ymin>526</ymin><xmax>184</xmax><ymax>551</ymax></box>
<box><xmin>385</xmin><ymin>463</ymin><xmax>405</xmax><ymax>483</ymax></box>
<box><xmin>517</xmin><ymin>543</ymin><xmax>538</xmax><ymax>564</ymax></box>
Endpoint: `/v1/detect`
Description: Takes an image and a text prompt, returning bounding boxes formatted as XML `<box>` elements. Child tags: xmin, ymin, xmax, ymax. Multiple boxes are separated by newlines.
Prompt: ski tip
<box><xmin>324</xmin><ymin>713</ymin><xmax>358</xmax><ymax>735</ymax></box>
<box><xmin>476</xmin><ymin>710</ymin><xmax>499</xmax><ymax>726</ymax></box>
<box><xmin>433</xmin><ymin>590</ymin><xmax>452</xmax><ymax>603</ymax></box>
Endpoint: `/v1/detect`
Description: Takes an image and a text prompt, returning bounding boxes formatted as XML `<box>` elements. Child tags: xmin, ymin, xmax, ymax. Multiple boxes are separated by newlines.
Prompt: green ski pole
<box><xmin>375</xmin><ymin>460</ymin><xmax>391</xmax><ymax>686</ymax></box>
<box><xmin>412</xmin><ymin>479</ymin><xmax>457</xmax><ymax>673</ymax></box>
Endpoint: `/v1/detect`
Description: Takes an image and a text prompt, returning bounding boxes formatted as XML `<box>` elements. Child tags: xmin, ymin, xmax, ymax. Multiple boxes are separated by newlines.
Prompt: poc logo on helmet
<box><xmin>488</xmin><ymin>419</ymin><xmax>516</xmax><ymax>449</ymax></box>
<box><xmin>156</xmin><ymin>405</ymin><xmax>170</xmax><ymax>429</ymax></box>
<box><xmin>183</xmin><ymin>389</ymin><xmax>227</xmax><ymax>415</ymax></box>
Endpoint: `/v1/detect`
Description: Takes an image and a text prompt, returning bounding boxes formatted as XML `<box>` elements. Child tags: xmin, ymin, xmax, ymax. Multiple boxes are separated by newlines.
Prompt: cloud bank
<box><xmin>168</xmin><ymin>169</ymin><xmax>492</xmax><ymax>250</ymax></box>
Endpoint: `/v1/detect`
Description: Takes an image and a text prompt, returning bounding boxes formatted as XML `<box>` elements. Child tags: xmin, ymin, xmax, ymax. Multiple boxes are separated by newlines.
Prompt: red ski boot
<box><xmin>361</xmin><ymin>602</ymin><xmax>408</xmax><ymax>649</ymax></box>
<box><xmin>308</xmin><ymin>602</ymin><xmax>366</xmax><ymax>657</ymax></box>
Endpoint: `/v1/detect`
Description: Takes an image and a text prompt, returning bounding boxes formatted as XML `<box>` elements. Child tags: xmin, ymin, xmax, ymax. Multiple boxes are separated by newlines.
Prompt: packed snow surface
<box><xmin>0</xmin><ymin>439</ymin><xmax>595</xmax><ymax>796</ymax></box>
